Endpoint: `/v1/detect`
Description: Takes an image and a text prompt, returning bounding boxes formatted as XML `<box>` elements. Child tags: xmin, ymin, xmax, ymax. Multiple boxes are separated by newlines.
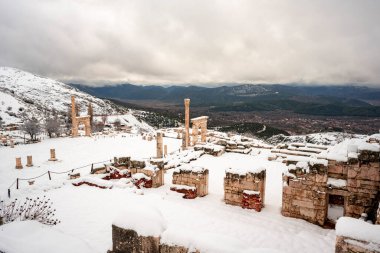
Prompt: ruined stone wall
<box><xmin>345</xmin><ymin>151</ymin><xmax>380</xmax><ymax>218</ymax></box>
<box><xmin>335</xmin><ymin>236</ymin><xmax>380</xmax><ymax>253</ymax></box>
<box><xmin>376</xmin><ymin>203</ymin><xmax>380</xmax><ymax>224</ymax></box>
<box><xmin>328</xmin><ymin>160</ymin><xmax>349</xmax><ymax>180</ymax></box>
<box><xmin>224</xmin><ymin>170</ymin><xmax>266</xmax><ymax>210</ymax></box>
<box><xmin>132</xmin><ymin>167</ymin><xmax>164</xmax><ymax>188</ymax></box>
<box><xmin>110</xmin><ymin>225</ymin><xmax>160</xmax><ymax>253</ymax></box>
<box><xmin>282</xmin><ymin>163</ymin><xmax>328</xmax><ymax>226</ymax></box>
<box><xmin>110</xmin><ymin>225</ymin><xmax>200</xmax><ymax>253</ymax></box>
<box><xmin>172</xmin><ymin>169</ymin><xmax>208</xmax><ymax>197</ymax></box>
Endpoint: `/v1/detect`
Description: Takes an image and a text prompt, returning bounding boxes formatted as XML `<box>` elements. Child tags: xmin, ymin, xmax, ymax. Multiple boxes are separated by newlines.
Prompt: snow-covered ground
<box><xmin>0</xmin><ymin>134</ymin><xmax>336</xmax><ymax>253</ymax></box>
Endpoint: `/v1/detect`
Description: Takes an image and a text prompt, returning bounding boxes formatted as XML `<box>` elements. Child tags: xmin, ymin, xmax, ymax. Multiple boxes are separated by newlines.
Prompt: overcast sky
<box><xmin>0</xmin><ymin>0</ymin><xmax>379</xmax><ymax>86</ymax></box>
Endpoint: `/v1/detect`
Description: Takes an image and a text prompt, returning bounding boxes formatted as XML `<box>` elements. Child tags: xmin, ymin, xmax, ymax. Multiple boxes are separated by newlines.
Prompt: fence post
<box><xmin>48</xmin><ymin>171</ymin><xmax>51</xmax><ymax>180</ymax></box>
<box><xmin>16</xmin><ymin>178</ymin><xmax>19</xmax><ymax>189</ymax></box>
<box><xmin>91</xmin><ymin>163</ymin><xmax>93</xmax><ymax>173</ymax></box>
<box><xmin>8</xmin><ymin>189</ymin><xmax>10</xmax><ymax>198</ymax></box>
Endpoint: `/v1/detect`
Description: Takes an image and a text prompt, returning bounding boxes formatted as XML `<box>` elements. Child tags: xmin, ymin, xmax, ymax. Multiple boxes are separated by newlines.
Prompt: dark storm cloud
<box><xmin>0</xmin><ymin>0</ymin><xmax>379</xmax><ymax>85</ymax></box>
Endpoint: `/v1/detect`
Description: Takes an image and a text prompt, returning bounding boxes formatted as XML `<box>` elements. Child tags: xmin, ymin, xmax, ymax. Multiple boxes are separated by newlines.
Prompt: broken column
<box><xmin>15</xmin><ymin>157</ymin><xmax>23</xmax><ymax>169</ymax></box>
<box><xmin>71</xmin><ymin>95</ymin><xmax>78</xmax><ymax>137</ymax></box>
<box><xmin>156</xmin><ymin>132</ymin><xmax>163</xmax><ymax>158</ymax></box>
<box><xmin>49</xmin><ymin>148</ymin><xmax>57</xmax><ymax>161</ymax></box>
<box><xmin>192</xmin><ymin>123</ymin><xmax>198</xmax><ymax>146</ymax></box>
<box><xmin>10</xmin><ymin>139</ymin><xmax>14</xmax><ymax>148</ymax></box>
<box><xmin>26</xmin><ymin>155</ymin><xmax>33</xmax><ymax>167</ymax></box>
<box><xmin>201</xmin><ymin>121</ymin><xmax>207</xmax><ymax>142</ymax></box>
<box><xmin>183</xmin><ymin>98</ymin><xmax>190</xmax><ymax>149</ymax></box>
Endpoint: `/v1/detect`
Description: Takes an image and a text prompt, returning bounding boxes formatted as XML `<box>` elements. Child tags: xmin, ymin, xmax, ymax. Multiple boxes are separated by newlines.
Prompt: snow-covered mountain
<box><xmin>0</xmin><ymin>67</ymin><xmax>123</xmax><ymax>124</ymax></box>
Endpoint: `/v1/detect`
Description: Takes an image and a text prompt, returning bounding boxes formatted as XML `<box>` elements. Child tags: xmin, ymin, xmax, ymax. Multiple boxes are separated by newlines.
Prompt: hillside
<box><xmin>71</xmin><ymin>83</ymin><xmax>380</xmax><ymax>117</ymax></box>
<box><xmin>0</xmin><ymin>67</ymin><xmax>155</xmax><ymax>133</ymax></box>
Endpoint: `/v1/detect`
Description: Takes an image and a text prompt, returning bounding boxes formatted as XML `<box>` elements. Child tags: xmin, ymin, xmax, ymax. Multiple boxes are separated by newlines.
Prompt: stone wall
<box><xmin>336</xmin><ymin>236</ymin><xmax>380</xmax><ymax>253</ymax></box>
<box><xmin>345</xmin><ymin>153</ymin><xmax>380</xmax><ymax>218</ymax></box>
<box><xmin>282</xmin><ymin>162</ymin><xmax>328</xmax><ymax>226</ymax></box>
<box><xmin>110</xmin><ymin>225</ymin><xmax>200</xmax><ymax>253</ymax></box>
<box><xmin>131</xmin><ymin>167</ymin><xmax>164</xmax><ymax>188</ymax></box>
<box><xmin>110</xmin><ymin>225</ymin><xmax>160</xmax><ymax>253</ymax></box>
<box><xmin>224</xmin><ymin>170</ymin><xmax>266</xmax><ymax>212</ymax></box>
<box><xmin>172</xmin><ymin>166</ymin><xmax>208</xmax><ymax>197</ymax></box>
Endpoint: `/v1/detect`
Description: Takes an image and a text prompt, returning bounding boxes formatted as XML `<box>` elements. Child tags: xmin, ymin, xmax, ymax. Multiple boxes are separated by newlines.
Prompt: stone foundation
<box><xmin>224</xmin><ymin>169</ymin><xmax>266</xmax><ymax>211</ymax></box>
<box><xmin>110</xmin><ymin>225</ymin><xmax>160</xmax><ymax>253</ymax></box>
<box><xmin>336</xmin><ymin>236</ymin><xmax>380</xmax><ymax>253</ymax></box>
<box><xmin>172</xmin><ymin>165</ymin><xmax>208</xmax><ymax>197</ymax></box>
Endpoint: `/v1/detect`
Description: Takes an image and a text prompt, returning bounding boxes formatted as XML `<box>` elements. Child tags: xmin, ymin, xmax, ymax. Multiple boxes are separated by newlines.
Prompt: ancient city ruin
<box><xmin>71</xmin><ymin>95</ymin><xmax>92</xmax><ymax>137</ymax></box>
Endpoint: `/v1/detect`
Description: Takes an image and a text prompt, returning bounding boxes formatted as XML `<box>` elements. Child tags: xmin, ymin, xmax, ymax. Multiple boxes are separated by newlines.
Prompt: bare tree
<box><xmin>114</xmin><ymin>119</ymin><xmax>121</xmax><ymax>130</ymax></box>
<box><xmin>101</xmin><ymin>114</ymin><xmax>108</xmax><ymax>125</ymax></box>
<box><xmin>45</xmin><ymin>116</ymin><xmax>61</xmax><ymax>138</ymax></box>
<box><xmin>21</xmin><ymin>117</ymin><xmax>41</xmax><ymax>141</ymax></box>
<box><xmin>93</xmin><ymin>121</ymin><xmax>105</xmax><ymax>132</ymax></box>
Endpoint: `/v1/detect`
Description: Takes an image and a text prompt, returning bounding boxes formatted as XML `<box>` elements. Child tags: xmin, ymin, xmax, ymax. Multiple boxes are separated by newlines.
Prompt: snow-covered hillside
<box><xmin>0</xmin><ymin>67</ymin><xmax>120</xmax><ymax>124</ymax></box>
<box><xmin>0</xmin><ymin>67</ymin><xmax>155</xmax><ymax>133</ymax></box>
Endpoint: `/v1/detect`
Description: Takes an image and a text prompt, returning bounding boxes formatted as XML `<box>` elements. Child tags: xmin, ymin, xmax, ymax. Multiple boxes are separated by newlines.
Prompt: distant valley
<box><xmin>71</xmin><ymin>83</ymin><xmax>380</xmax><ymax>136</ymax></box>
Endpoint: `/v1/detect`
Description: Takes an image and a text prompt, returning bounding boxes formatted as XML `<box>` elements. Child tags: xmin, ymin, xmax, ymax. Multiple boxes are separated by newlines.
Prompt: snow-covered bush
<box><xmin>0</xmin><ymin>196</ymin><xmax>60</xmax><ymax>226</ymax></box>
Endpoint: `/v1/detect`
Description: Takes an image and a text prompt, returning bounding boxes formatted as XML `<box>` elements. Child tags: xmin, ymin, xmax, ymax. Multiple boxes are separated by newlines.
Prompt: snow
<box><xmin>243</xmin><ymin>190</ymin><xmax>260</xmax><ymax>195</ymax></box>
<box><xmin>327</xmin><ymin>178</ymin><xmax>347</xmax><ymax>188</ymax></box>
<box><xmin>336</xmin><ymin>217</ymin><xmax>380</xmax><ymax>245</ymax></box>
<box><xmin>113</xmin><ymin>204</ymin><xmax>167</xmax><ymax>237</ymax></box>
<box><xmin>174</xmin><ymin>164</ymin><xmax>206</xmax><ymax>173</ymax></box>
<box><xmin>224</xmin><ymin>155</ymin><xmax>267</xmax><ymax>176</ymax></box>
<box><xmin>320</xmin><ymin>137</ymin><xmax>380</xmax><ymax>162</ymax></box>
<box><xmin>0</xmin><ymin>134</ymin><xmax>336</xmax><ymax>253</ymax></box>
<box><xmin>0</xmin><ymin>220</ymin><xmax>95</xmax><ymax>253</ymax></box>
<box><xmin>170</xmin><ymin>184</ymin><xmax>196</xmax><ymax>191</ymax></box>
<box><xmin>132</xmin><ymin>173</ymin><xmax>151</xmax><ymax>180</ymax></box>
<box><xmin>327</xmin><ymin>205</ymin><xmax>344</xmax><ymax>221</ymax></box>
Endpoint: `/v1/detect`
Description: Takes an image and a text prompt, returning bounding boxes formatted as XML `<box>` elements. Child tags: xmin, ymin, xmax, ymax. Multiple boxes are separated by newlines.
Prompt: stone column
<box><xmin>26</xmin><ymin>155</ymin><xmax>33</xmax><ymax>167</ymax></box>
<box><xmin>84</xmin><ymin>120</ymin><xmax>91</xmax><ymax>136</ymax></box>
<box><xmin>184</xmin><ymin>98</ymin><xmax>190</xmax><ymax>148</ymax></box>
<box><xmin>156</xmin><ymin>132</ymin><xmax>163</xmax><ymax>158</ymax></box>
<box><xmin>201</xmin><ymin>121</ymin><xmax>207</xmax><ymax>143</ymax></box>
<box><xmin>10</xmin><ymin>139</ymin><xmax>14</xmax><ymax>148</ymax></box>
<box><xmin>49</xmin><ymin>148</ymin><xmax>57</xmax><ymax>161</ymax></box>
<box><xmin>164</xmin><ymin>145</ymin><xmax>168</xmax><ymax>157</ymax></box>
<box><xmin>15</xmin><ymin>157</ymin><xmax>23</xmax><ymax>169</ymax></box>
<box><xmin>192</xmin><ymin>124</ymin><xmax>198</xmax><ymax>146</ymax></box>
<box><xmin>71</xmin><ymin>95</ymin><xmax>78</xmax><ymax>137</ymax></box>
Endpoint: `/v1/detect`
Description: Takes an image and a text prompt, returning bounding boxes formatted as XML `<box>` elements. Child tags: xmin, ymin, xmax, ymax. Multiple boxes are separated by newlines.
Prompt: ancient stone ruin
<box><xmin>171</xmin><ymin>165</ymin><xmax>208</xmax><ymax>199</ymax></box>
<box><xmin>191</xmin><ymin>116</ymin><xmax>208</xmax><ymax>146</ymax></box>
<box><xmin>282</xmin><ymin>146</ymin><xmax>380</xmax><ymax>226</ymax></box>
<box><xmin>15</xmin><ymin>157</ymin><xmax>23</xmax><ymax>169</ymax></box>
<box><xmin>49</xmin><ymin>148</ymin><xmax>57</xmax><ymax>161</ymax></box>
<box><xmin>224</xmin><ymin>167</ymin><xmax>266</xmax><ymax>212</ymax></box>
<box><xmin>71</xmin><ymin>95</ymin><xmax>92</xmax><ymax>137</ymax></box>
<box><xmin>181</xmin><ymin>98</ymin><xmax>209</xmax><ymax>149</ymax></box>
<box><xmin>156</xmin><ymin>132</ymin><xmax>163</xmax><ymax>158</ymax></box>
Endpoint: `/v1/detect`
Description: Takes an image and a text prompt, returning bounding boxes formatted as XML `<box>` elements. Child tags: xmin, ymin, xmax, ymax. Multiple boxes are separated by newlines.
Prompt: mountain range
<box><xmin>71</xmin><ymin>83</ymin><xmax>380</xmax><ymax>117</ymax></box>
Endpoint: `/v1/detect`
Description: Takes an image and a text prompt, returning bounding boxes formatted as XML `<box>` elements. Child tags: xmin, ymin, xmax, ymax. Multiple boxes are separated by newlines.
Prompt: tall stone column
<box><xmin>184</xmin><ymin>99</ymin><xmax>190</xmax><ymax>148</ymax></box>
<box><xmin>71</xmin><ymin>95</ymin><xmax>78</xmax><ymax>137</ymax></box>
<box><xmin>84</xmin><ymin>120</ymin><xmax>91</xmax><ymax>136</ymax></box>
<box><xmin>156</xmin><ymin>132</ymin><xmax>163</xmax><ymax>158</ymax></box>
<box><xmin>192</xmin><ymin>124</ymin><xmax>198</xmax><ymax>146</ymax></box>
<box><xmin>201</xmin><ymin>122</ymin><xmax>207</xmax><ymax>142</ymax></box>
<box><xmin>15</xmin><ymin>157</ymin><xmax>23</xmax><ymax>169</ymax></box>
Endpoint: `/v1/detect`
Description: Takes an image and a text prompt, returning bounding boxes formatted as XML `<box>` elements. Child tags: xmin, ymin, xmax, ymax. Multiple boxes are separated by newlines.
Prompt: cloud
<box><xmin>0</xmin><ymin>0</ymin><xmax>379</xmax><ymax>86</ymax></box>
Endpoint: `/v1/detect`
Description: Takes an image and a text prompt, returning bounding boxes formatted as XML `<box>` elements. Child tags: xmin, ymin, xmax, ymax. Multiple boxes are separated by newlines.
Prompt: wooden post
<box><xmin>48</xmin><ymin>171</ymin><xmax>51</xmax><ymax>180</ymax></box>
<box><xmin>16</xmin><ymin>178</ymin><xmax>19</xmax><ymax>189</ymax></box>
